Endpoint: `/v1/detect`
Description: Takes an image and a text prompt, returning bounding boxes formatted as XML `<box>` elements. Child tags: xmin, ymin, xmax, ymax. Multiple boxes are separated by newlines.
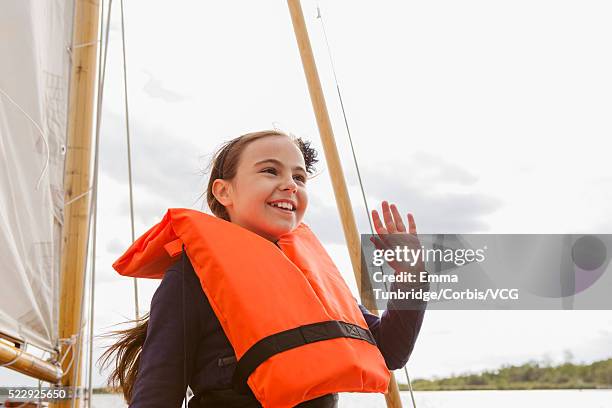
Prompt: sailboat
<box><xmin>0</xmin><ymin>1</ymin><xmax>416</xmax><ymax>407</ymax></box>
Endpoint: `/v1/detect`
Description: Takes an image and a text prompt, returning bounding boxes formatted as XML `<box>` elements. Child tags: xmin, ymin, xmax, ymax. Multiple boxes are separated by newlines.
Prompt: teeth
<box><xmin>270</xmin><ymin>202</ymin><xmax>294</xmax><ymax>211</ymax></box>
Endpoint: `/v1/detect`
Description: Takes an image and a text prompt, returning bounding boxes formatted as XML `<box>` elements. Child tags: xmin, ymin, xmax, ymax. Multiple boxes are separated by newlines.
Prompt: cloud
<box><xmin>142</xmin><ymin>71</ymin><xmax>187</xmax><ymax>103</ymax></box>
<box><xmin>409</xmin><ymin>151</ymin><xmax>480</xmax><ymax>186</ymax></box>
<box><xmin>99</xmin><ymin>111</ymin><xmax>208</xmax><ymax>213</ymax></box>
<box><xmin>105</xmin><ymin>237</ymin><xmax>126</xmax><ymax>255</ymax></box>
<box><xmin>304</xmin><ymin>154</ymin><xmax>501</xmax><ymax>246</ymax></box>
<box><xmin>361</xmin><ymin>152</ymin><xmax>501</xmax><ymax>233</ymax></box>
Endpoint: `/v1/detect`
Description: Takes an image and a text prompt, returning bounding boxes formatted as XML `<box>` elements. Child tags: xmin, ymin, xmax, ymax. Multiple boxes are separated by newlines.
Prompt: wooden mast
<box><xmin>51</xmin><ymin>0</ymin><xmax>101</xmax><ymax>406</ymax></box>
<box><xmin>286</xmin><ymin>1</ymin><xmax>404</xmax><ymax>407</ymax></box>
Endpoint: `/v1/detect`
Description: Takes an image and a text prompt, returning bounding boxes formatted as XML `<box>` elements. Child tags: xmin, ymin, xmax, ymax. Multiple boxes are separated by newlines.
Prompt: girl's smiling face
<box><xmin>212</xmin><ymin>135</ymin><xmax>309</xmax><ymax>242</ymax></box>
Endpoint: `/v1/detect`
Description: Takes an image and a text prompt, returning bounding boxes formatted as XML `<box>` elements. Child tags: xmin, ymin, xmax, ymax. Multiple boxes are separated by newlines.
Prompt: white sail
<box><xmin>0</xmin><ymin>0</ymin><xmax>75</xmax><ymax>352</ymax></box>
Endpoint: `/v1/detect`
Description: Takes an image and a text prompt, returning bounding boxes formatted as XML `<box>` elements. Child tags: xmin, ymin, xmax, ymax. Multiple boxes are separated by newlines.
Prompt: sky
<box><xmin>3</xmin><ymin>0</ymin><xmax>612</xmax><ymax>391</ymax></box>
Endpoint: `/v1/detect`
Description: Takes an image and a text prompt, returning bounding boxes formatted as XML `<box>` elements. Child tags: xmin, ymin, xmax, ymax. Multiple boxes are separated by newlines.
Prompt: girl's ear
<box><xmin>212</xmin><ymin>179</ymin><xmax>233</xmax><ymax>207</ymax></box>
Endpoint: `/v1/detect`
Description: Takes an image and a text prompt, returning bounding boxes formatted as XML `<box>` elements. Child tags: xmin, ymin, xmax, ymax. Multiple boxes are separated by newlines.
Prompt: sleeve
<box><xmin>358</xmin><ymin>293</ymin><xmax>427</xmax><ymax>370</ymax></box>
<box><xmin>129</xmin><ymin>259</ymin><xmax>200</xmax><ymax>408</ymax></box>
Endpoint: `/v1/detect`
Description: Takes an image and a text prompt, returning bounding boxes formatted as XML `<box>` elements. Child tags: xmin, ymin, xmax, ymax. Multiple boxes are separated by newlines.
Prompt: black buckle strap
<box><xmin>231</xmin><ymin>320</ymin><xmax>376</xmax><ymax>394</ymax></box>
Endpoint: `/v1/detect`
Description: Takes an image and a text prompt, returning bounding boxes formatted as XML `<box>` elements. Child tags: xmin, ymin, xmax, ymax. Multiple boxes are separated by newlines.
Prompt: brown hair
<box><xmin>99</xmin><ymin>130</ymin><xmax>318</xmax><ymax>403</ymax></box>
<box><xmin>98</xmin><ymin>313</ymin><xmax>149</xmax><ymax>402</ymax></box>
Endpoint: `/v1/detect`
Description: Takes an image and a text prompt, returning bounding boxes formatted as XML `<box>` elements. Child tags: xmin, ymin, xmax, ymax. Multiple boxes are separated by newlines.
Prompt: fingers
<box><xmin>371</xmin><ymin>209</ymin><xmax>387</xmax><ymax>236</ymax></box>
<box><xmin>390</xmin><ymin>203</ymin><xmax>406</xmax><ymax>233</ymax></box>
<box><xmin>372</xmin><ymin>200</ymin><xmax>418</xmax><ymax>235</ymax></box>
<box><xmin>408</xmin><ymin>213</ymin><xmax>417</xmax><ymax>234</ymax></box>
<box><xmin>381</xmin><ymin>201</ymin><xmax>397</xmax><ymax>233</ymax></box>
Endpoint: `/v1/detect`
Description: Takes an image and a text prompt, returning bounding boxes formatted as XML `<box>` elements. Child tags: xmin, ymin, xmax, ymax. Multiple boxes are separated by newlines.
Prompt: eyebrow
<box><xmin>254</xmin><ymin>159</ymin><xmax>306</xmax><ymax>174</ymax></box>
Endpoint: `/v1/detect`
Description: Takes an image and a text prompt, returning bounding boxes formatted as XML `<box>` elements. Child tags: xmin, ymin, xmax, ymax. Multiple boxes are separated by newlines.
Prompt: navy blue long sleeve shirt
<box><xmin>129</xmin><ymin>256</ymin><xmax>426</xmax><ymax>407</ymax></box>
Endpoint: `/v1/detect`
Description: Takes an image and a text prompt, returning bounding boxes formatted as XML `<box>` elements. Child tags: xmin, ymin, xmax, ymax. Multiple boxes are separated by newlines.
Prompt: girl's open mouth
<box><xmin>268</xmin><ymin>202</ymin><xmax>295</xmax><ymax>214</ymax></box>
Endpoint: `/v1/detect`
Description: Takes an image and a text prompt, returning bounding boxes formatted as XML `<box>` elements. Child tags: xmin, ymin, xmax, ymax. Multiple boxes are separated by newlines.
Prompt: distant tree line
<box><xmin>403</xmin><ymin>358</ymin><xmax>612</xmax><ymax>391</ymax></box>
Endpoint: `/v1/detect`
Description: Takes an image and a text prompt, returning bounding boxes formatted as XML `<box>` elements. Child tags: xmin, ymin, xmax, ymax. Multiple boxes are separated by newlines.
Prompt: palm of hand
<box><xmin>370</xmin><ymin>201</ymin><xmax>425</xmax><ymax>274</ymax></box>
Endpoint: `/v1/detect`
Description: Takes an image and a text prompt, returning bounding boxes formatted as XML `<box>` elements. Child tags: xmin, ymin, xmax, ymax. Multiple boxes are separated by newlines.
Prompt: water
<box><xmin>92</xmin><ymin>389</ymin><xmax>612</xmax><ymax>407</ymax></box>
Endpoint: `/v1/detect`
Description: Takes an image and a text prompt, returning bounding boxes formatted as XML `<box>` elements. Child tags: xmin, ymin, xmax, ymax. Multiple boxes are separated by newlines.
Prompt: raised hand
<box><xmin>370</xmin><ymin>201</ymin><xmax>424</xmax><ymax>274</ymax></box>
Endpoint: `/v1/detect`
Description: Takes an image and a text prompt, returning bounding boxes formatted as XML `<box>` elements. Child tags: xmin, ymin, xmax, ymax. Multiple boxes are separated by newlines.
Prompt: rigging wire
<box><xmin>314</xmin><ymin>3</ymin><xmax>418</xmax><ymax>407</ymax></box>
<box><xmin>83</xmin><ymin>0</ymin><xmax>114</xmax><ymax>406</ymax></box>
<box><xmin>119</xmin><ymin>0</ymin><xmax>140</xmax><ymax>321</ymax></box>
<box><xmin>182</xmin><ymin>246</ymin><xmax>188</xmax><ymax>408</ymax></box>
<box><xmin>79</xmin><ymin>1</ymin><xmax>138</xmax><ymax>405</ymax></box>
<box><xmin>117</xmin><ymin>0</ymin><xmax>183</xmax><ymax>403</ymax></box>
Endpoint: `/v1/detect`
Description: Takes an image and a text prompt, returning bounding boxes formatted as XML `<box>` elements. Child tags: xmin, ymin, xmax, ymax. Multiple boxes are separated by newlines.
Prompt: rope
<box><xmin>0</xmin><ymin>341</ymin><xmax>27</xmax><ymax>368</ymax></box>
<box><xmin>315</xmin><ymin>4</ymin><xmax>418</xmax><ymax>407</ymax></box>
<box><xmin>0</xmin><ymin>87</ymin><xmax>49</xmax><ymax>192</ymax></box>
<box><xmin>66</xmin><ymin>40</ymin><xmax>102</xmax><ymax>61</ymax></box>
<box><xmin>119</xmin><ymin>0</ymin><xmax>140</xmax><ymax>321</ymax></box>
<box><xmin>64</xmin><ymin>187</ymin><xmax>92</xmax><ymax>207</ymax></box>
<box><xmin>71</xmin><ymin>40</ymin><xmax>101</xmax><ymax>50</ymax></box>
<box><xmin>58</xmin><ymin>335</ymin><xmax>78</xmax><ymax>376</ymax></box>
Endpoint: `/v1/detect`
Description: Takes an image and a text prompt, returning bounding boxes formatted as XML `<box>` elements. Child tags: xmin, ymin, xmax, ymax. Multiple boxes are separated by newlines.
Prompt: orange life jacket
<box><xmin>113</xmin><ymin>208</ymin><xmax>390</xmax><ymax>407</ymax></box>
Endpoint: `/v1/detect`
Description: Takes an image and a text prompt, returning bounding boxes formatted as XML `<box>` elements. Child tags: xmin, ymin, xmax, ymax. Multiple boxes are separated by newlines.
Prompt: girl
<box><xmin>101</xmin><ymin>130</ymin><xmax>427</xmax><ymax>408</ymax></box>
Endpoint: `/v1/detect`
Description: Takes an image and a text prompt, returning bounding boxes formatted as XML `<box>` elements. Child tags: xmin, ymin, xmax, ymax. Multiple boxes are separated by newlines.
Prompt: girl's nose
<box><xmin>280</xmin><ymin>176</ymin><xmax>298</xmax><ymax>192</ymax></box>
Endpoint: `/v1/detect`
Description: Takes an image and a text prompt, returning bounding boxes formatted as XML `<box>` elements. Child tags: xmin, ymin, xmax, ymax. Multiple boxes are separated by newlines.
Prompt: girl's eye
<box><xmin>262</xmin><ymin>167</ymin><xmax>306</xmax><ymax>183</ymax></box>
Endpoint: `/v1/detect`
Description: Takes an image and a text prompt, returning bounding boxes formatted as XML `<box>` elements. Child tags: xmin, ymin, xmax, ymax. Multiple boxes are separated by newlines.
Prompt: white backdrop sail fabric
<box><xmin>0</xmin><ymin>0</ymin><xmax>74</xmax><ymax>352</ymax></box>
